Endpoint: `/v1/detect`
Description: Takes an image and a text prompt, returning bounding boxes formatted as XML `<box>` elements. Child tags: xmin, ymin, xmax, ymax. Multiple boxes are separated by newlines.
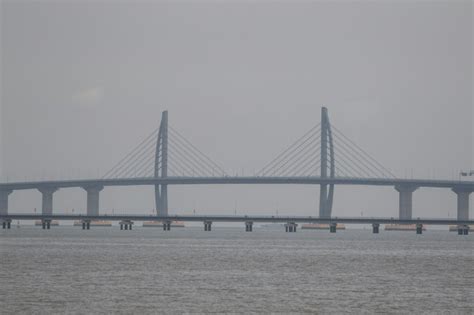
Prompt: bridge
<box><xmin>1</xmin><ymin>108</ymin><xmax>473</xmax><ymax>233</ymax></box>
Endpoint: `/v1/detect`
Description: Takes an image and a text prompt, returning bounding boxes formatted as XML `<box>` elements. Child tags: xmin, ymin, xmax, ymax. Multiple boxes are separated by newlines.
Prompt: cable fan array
<box><xmin>257</xmin><ymin>123</ymin><xmax>322</xmax><ymax>177</ymax></box>
<box><xmin>103</xmin><ymin>125</ymin><xmax>227</xmax><ymax>179</ymax></box>
<box><xmin>167</xmin><ymin>126</ymin><xmax>227</xmax><ymax>177</ymax></box>
<box><xmin>103</xmin><ymin>120</ymin><xmax>395</xmax><ymax>180</ymax></box>
<box><xmin>102</xmin><ymin>128</ymin><xmax>159</xmax><ymax>179</ymax></box>
<box><xmin>256</xmin><ymin>123</ymin><xmax>396</xmax><ymax>179</ymax></box>
<box><xmin>330</xmin><ymin>126</ymin><xmax>395</xmax><ymax>179</ymax></box>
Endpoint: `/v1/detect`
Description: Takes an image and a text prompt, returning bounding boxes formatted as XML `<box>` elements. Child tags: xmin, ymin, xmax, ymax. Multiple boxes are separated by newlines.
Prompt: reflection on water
<box><xmin>0</xmin><ymin>227</ymin><xmax>472</xmax><ymax>313</ymax></box>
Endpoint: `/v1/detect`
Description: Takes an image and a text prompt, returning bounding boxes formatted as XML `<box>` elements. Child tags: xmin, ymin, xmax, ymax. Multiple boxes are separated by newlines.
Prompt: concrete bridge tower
<box><xmin>319</xmin><ymin>107</ymin><xmax>335</xmax><ymax>218</ymax></box>
<box><xmin>154</xmin><ymin>110</ymin><xmax>168</xmax><ymax>216</ymax></box>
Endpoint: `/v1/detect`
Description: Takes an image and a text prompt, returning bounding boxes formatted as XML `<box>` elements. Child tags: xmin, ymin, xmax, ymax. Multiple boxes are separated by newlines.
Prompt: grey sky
<box><xmin>1</xmin><ymin>0</ymin><xmax>472</xmax><ymax>218</ymax></box>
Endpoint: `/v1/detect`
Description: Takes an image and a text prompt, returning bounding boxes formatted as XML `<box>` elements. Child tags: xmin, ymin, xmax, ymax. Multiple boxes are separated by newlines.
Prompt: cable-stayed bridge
<box><xmin>1</xmin><ymin>108</ymin><xmax>473</xmax><ymax>232</ymax></box>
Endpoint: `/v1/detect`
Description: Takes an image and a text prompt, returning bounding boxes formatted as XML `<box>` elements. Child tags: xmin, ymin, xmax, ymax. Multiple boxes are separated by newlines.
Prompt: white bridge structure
<box><xmin>1</xmin><ymin>108</ymin><xmax>473</xmax><ymax>233</ymax></box>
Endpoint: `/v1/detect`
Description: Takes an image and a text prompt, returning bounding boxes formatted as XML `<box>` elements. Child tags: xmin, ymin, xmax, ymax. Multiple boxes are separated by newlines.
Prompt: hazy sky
<box><xmin>1</xmin><ymin>0</ymin><xmax>472</xmax><ymax>218</ymax></box>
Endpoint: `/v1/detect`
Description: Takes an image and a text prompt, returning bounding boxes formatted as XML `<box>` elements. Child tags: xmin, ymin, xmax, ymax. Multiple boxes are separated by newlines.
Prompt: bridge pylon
<box><xmin>319</xmin><ymin>107</ymin><xmax>335</xmax><ymax>218</ymax></box>
<box><xmin>155</xmin><ymin>110</ymin><xmax>169</xmax><ymax>216</ymax></box>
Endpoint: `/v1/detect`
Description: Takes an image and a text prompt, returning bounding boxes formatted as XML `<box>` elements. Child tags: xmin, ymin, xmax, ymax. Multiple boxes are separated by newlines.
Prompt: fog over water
<box><xmin>1</xmin><ymin>1</ymin><xmax>473</xmax><ymax>218</ymax></box>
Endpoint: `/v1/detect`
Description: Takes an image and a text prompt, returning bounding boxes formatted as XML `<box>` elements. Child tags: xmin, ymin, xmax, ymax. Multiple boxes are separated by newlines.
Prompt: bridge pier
<box><xmin>163</xmin><ymin>220</ymin><xmax>171</xmax><ymax>231</ymax></box>
<box><xmin>395</xmin><ymin>185</ymin><xmax>418</xmax><ymax>220</ymax></box>
<box><xmin>2</xmin><ymin>219</ymin><xmax>11</xmax><ymax>229</ymax></box>
<box><xmin>330</xmin><ymin>222</ymin><xmax>337</xmax><ymax>233</ymax></box>
<box><xmin>81</xmin><ymin>220</ymin><xmax>91</xmax><ymax>230</ymax></box>
<box><xmin>457</xmin><ymin>225</ymin><xmax>469</xmax><ymax>235</ymax></box>
<box><xmin>416</xmin><ymin>223</ymin><xmax>423</xmax><ymax>235</ymax></box>
<box><xmin>38</xmin><ymin>187</ymin><xmax>58</xmax><ymax>216</ymax></box>
<box><xmin>83</xmin><ymin>185</ymin><xmax>103</xmax><ymax>216</ymax></box>
<box><xmin>245</xmin><ymin>221</ymin><xmax>253</xmax><ymax>232</ymax></box>
<box><xmin>452</xmin><ymin>187</ymin><xmax>471</xmax><ymax>220</ymax></box>
<box><xmin>372</xmin><ymin>223</ymin><xmax>380</xmax><ymax>234</ymax></box>
<box><xmin>204</xmin><ymin>221</ymin><xmax>212</xmax><ymax>231</ymax></box>
<box><xmin>0</xmin><ymin>189</ymin><xmax>12</xmax><ymax>215</ymax></box>
<box><xmin>120</xmin><ymin>220</ymin><xmax>133</xmax><ymax>230</ymax></box>
<box><xmin>41</xmin><ymin>219</ymin><xmax>51</xmax><ymax>230</ymax></box>
<box><xmin>285</xmin><ymin>222</ymin><xmax>297</xmax><ymax>232</ymax></box>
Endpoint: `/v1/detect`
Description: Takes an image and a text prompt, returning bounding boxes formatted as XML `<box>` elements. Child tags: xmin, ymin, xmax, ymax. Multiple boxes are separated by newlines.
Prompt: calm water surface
<box><xmin>1</xmin><ymin>226</ymin><xmax>473</xmax><ymax>314</ymax></box>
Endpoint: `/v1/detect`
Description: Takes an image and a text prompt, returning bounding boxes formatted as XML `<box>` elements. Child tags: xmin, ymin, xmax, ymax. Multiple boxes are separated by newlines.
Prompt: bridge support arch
<box><xmin>38</xmin><ymin>187</ymin><xmax>58</xmax><ymax>216</ymax></box>
<box><xmin>83</xmin><ymin>185</ymin><xmax>103</xmax><ymax>216</ymax></box>
<box><xmin>452</xmin><ymin>187</ymin><xmax>471</xmax><ymax>220</ymax></box>
<box><xmin>319</xmin><ymin>107</ymin><xmax>335</xmax><ymax>218</ymax></box>
<box><xmin>0</xmin><ymin>189</ymin><xmax>12</xmax><ymax>215</ymax></box>
<box><xmin>395</xmin><ymin>185</ymin><xmax>418</xmax><ymax>220</ymax></box>
<box><xmin>155</xmin><ymin>110</ymin><xmax>169</xmax><ymax>216</ymax></box>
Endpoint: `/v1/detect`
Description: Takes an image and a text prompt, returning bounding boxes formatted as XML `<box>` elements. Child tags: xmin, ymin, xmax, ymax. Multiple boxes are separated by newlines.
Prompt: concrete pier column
<box><xmin>372</xmin><ymin>223</ymin><xmax>380</xmax><ymax>234</ymax></box>
<box><xmin>41</xmin><ymin>220</ymin><xmax>51</xmax><ymax>229</ymax></box>
<box><xmin>120</xmin><ymin>221</ymin><xmax>133</xmax><ymax>230</ymax></box>
<box><xmin>285</xmin><ymin>222</ymin><xmax>297</xmax><ymax>232</ymax></box>
<box><xmin>452</xmin><ymin>188</ymin><xmax>472</xmax><ymax>220</ymax></box>
<box><xmin>457</xmin><ymin>225</ymin><xmax>469</xmax><ymax>235</ymax></box>
<box><xmin>163</xmin><ymin>221</ymin><xmax>171</xmax><ymax>231</ymax></box>
<box><xmin>38</xmin><ymin>187</ymin><xmax>58</xmax><ymax>215</ymax></box>
<box><xmin>204</xmin><ymin>221</ymin><xmax>212</xmax><ymax>231</ymax></box>
<box><xmin>245</xmin><ymin>221</ymin><xmax>253</xmax><ymax>232</ymax></box>
<box><xmin>330</xmin><ymin>223</ymin><xmax>337</xmax><ymax>233</ymax></box>
<box><xmin>1</xmin><ymin>219</ymin><xmax>11</xmax><ymax>229</ymax></box>
<box><xmin>416</xmin><ymin>223</ymin><xmax>423</xmax><ymax>235</ymax></box>
<box><xmin>81</xmin><ymin>220</ymin><xmax>91</xmax><ymax>230</ymax></box>
<box><xmin>395</xmin><ymin>185</ymin><xmax>418</xmax><ymax>220</ymax></box>
<box><xmin>83</xmin><ymin>185</ymin><xmax>104</xmax><ymax>216</ymax></box>
<box><xmin>0</xmin><ymin>190</ymin><xmax>12</xmax><ymax>215</ymax></box>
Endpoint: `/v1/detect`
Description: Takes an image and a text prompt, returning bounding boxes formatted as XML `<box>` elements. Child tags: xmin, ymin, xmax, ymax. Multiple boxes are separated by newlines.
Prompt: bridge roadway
<box><xmin>1</xmin><ymin>214</ymin><xmax>473</xmax><ymax>226</ymax></box>
<box><xmin>1</xmin><ymin>176</ymin><xmax>474</xmax><ymax>190</ymax></box>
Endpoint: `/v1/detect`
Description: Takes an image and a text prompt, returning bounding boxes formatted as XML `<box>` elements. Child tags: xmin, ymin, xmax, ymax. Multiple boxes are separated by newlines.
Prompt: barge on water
<box><xmin>384</xmin><ymin>224</ymin><xmax>426</xmax><ymax>231</ymax></box>
<box><xmin>301</xmin><ymin>223</ymin><xmax>346</xmax><ymax>230</ymax></box>
<box><xmin>73</xmin><ymin>220</ymin><xmax>112</xmax><ymax>227</ymax></box>
<box><xmin>142</xmin><ymin>221</ymin><xmax>185</xmax><ymax>228</ymax></box>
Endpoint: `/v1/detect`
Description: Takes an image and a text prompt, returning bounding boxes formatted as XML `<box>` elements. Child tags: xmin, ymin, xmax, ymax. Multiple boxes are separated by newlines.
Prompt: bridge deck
<box><xmin>1</xmin><ymin>214</ymin><xmax>472</xmax><ymax>225</ymax></box>
<box><xmin>1</xmin><ymin>176</ymin><xmax>474</xmax><ymax>191</ymax></box>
